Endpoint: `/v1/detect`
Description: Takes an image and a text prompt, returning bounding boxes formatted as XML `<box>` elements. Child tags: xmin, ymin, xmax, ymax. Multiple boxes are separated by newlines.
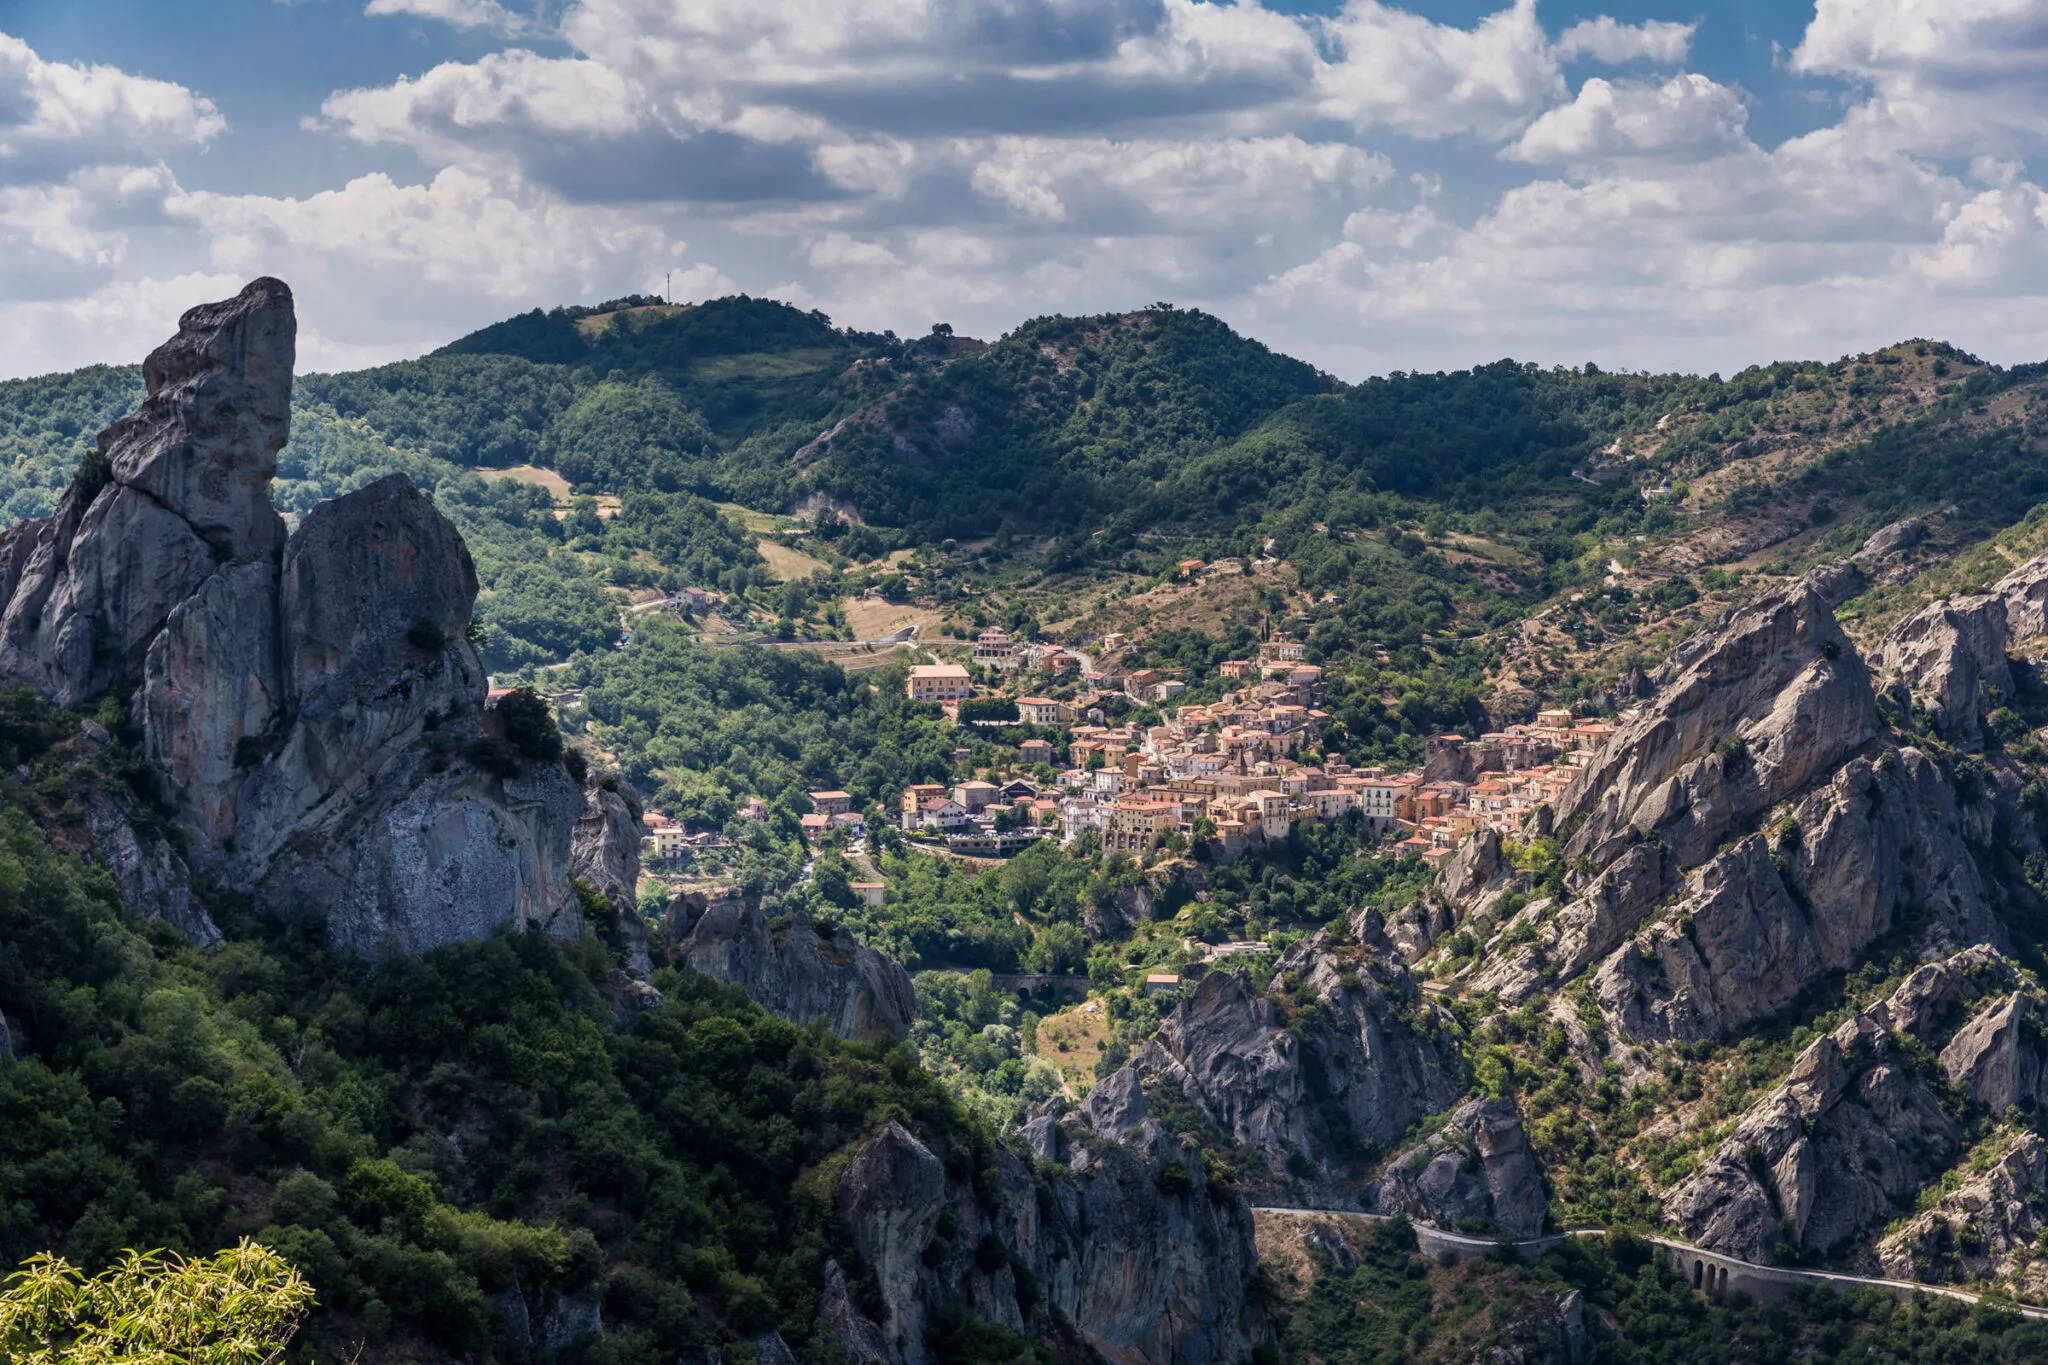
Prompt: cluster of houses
<box><xmin>891</xmin><ymin>694</ymin><xmax>1622</xmax><ymax>863</ymax></box>
<box><xmin>644</xmin><ymin>600</ymin><xmax>1629</xmax><ymax>871</ymax></box>
<box><xmin>969</xmin><ymin>626</ymin><xmax>1083</xmax><ymax>675</ymax></box>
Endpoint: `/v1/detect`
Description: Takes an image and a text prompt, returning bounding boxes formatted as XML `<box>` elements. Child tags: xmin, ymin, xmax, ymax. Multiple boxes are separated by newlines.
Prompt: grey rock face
<box><xmin>139</xmin><ymin>560</ymin><xmax>282</xmax><ymax>849</ymax></box>
<box><xmin>1438</xmin><ymin>827</ymin><xmax>1507</xmax><ymax>913</ymax></box>
<box><xmin>81</xmin><ymin>792</ymin><xmax>220</xmax><ymax>948</ymax></box>
<box><xmin>574</xmin><ymin>785</ymin><xmax>652</xmax><ymax>972</ymax></box>
<box><xmin>836</xmin><ymin>1118</ymin><xmax>1268</xmax><ymax>1365</ymax></box>
<box><xmin>1512</xmin><ymin>569</ymin><xmax>1996</xmax><ymax>1044</ymax></box>
<box><xmin>675</xmin><ymin>898</ymin><xmax>914</xmax><ymax>1041</ymax></box>
<box><xmin>1087</xmin><ymin>947</ymin><xmax>1461</xmax><ymax>1193</ymax></box>
<box><xmin>1940</xmin><ymin>993</ymin><xmax>2043</xmax><ymax>1113</ymax></box>
<box><xmin>1878</xmin><ymin>1130</ymin><xmax>2048</xmax><ymax>1291</ymax></box>
<box><xmin>0</xmin><ymin>279</ymin><xmax>588</xmax><ymax>953</ymax></box>
<box><xmin>1592</xmin><ymin>745</ymin><xmax>1997</xmax><ymax>1044</ymax></box>
<box><xmin>228</xmin><ymin>476</ymin><xmax>491</xmax><ymax>878</ymax></box>
<box><xmin>1557</xmin><ymin>580</ymin><xmax>1877</xmax><ymax>874</ymax></box>
<box><xmin>1874</xmin><ymin>595</ymin><xmax>2010</xmax><ymax>745</ymax></box>
<box><xmin>1663</xmin><ymin>958</ymin><xmax>1997</xmax><ymax>1262</ymax></box>
<box><xmin>1994</xmin><ymin>554</ymin><xmax>2048</xmax><ymax>642</ymax></box>
<box><xmin>0</xmin><ymin>279</ymin><xmax>292</xmax><ymax>706</ymax></box>
<box><xmin>573</xmin><ymin>786</ymin><xmax>641</xmax><ymax>914</ymax></box>
<box><xmin>258</xmin><ymin>753</ymin><xmax>584</xmax><ymax>953</ymax></box>
<box><xmin>107</xmin><ymin>278</ymin><xmax>293</xmax><ymax>561</ymax></box>
<box><xmin>820</xmin><ymin>1259</ymin><xmax>893</xmax><ymax>1365</ymax></box>
<box><xmin>1370</xmin><ymin>1098</ymin><xmax>1548</xmax><ymax>1240</ymax></box>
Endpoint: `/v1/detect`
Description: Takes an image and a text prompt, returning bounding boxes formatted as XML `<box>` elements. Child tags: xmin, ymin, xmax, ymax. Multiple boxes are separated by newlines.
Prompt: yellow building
<box><xmin>907</xmin><ymin>663</ymin><xmax>972</xmax><ymax>702</ymax></box>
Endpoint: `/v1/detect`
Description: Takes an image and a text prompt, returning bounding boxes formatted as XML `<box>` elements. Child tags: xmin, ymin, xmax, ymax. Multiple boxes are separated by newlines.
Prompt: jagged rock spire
<box><xmin>0</xmin><ymin>278</ymin><xmax>293</xmax><ymax>704</ymax></box>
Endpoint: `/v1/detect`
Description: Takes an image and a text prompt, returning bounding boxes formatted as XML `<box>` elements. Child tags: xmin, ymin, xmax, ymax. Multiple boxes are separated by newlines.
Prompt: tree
<box><xmin>0</xmin><ymin>1241</ymin><xmax>315</xmax><ymax>1365</ymax></box>
<box><xmin>493</xmin><ymin>687</ymin><xmax>565</xmax><ymax>763</ymax></box>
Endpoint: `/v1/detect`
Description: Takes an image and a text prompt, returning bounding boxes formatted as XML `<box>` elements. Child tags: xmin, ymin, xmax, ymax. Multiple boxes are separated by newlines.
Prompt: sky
<box><xmin>1</xmin><ymin>0</ymin><xmax>2046</xmax><ymax>381</ymax></box>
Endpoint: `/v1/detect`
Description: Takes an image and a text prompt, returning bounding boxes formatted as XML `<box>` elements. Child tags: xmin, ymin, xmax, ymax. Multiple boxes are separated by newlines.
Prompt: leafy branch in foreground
<box><xmin>0</xmin><ymin>1239</ymin><xmax>314</xmax><ymax>1365</ymax></box>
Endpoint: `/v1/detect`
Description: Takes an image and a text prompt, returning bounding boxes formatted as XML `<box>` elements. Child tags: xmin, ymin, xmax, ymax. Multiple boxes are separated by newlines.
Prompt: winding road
<box><xmin>1248</xmin><ymin>1207</ymin><xmax>2048</xmax><ymax>1320</ymax></box>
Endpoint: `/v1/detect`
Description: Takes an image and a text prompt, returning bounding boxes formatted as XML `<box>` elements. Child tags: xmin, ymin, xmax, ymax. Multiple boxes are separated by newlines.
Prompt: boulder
<box><xmin>675</xmin><ymin>898</ymin><xmax>914</xmax><ymax>1041</ymax></box>
<box><xmin>1369</xmin><ymin>1098</ymin><xmax>1548</xmax><ymax>1240</ymax></box>
<box><xmin>1855</xmin><ymin>517</ymin><xmax>1924</xmax><ymax>563</ymax></box>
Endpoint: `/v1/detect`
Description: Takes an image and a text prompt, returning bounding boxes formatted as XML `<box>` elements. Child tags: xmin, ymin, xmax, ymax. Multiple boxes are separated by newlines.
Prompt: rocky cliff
<box><xmin>670</xmin><ymin>895</ymin><xmax>915</xmax><ymax>1041</ymax></box>
<box><xmin>1086</xmin><ymin>925</ymin><xmax>1462</xmax><ymax>1201</ymax></box>
<box><xmin>1367</xmin><ymin>1097</ymin><xmax>1548</xmax><ymax>1240</ymax></box>
<box><xmin>834</xmin><ymin>1117</ymin><xmax>1269</xmax><ymax>1365</ymax></box>
<box><xmin>0</xmin><ymin>279</ymin><xmax>585</xmax><ymax>951</ymax></box>
<box><xmin>1450</xmin><ymin>568</ymin><xmax>2000</xmax><ymax>1044</ymax></box>
<box><xmin>1662</xmin><ymin>949</ymin><xmax>2030</xmax><ymax>1263</ymax></box>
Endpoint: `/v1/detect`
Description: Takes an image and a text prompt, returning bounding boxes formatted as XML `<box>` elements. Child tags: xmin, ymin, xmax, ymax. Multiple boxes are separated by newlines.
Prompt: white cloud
<box><xmin>963</xmin><ymin>135</ymin><xmax>1390</xmax><ymax>233</ymax></box>
<box><xmin>1316</xmin><ymin>0</ymin><xmax>1563</xmax><ymax>139</ymax></box>
<box><xmin>18</xmin><ymin>3</ymin><xmax>2048</xmax><ymax>390</ymax></box>
<box><xmin>0</xmin><ymin>31</ymin><xmax>223</xmax><ymax>183</ymax></box>
<box><xmin>319</xmin><ymin>50</ymin><xmax>644</xmax><ymax>159</ymax></box>
<box><xmin>180</xmin><ymin>166</ymin><xmax>681</xmax><ymax>302</ymax></box>
<box><xmin>1555</xmin><ymin>16</ymin><xmax>1694</xmax><ymax>65</ymax></box>
<box><xmin>364</xmin><ymin>0</ymin><xmax>528</xmax><ymax>34</ymax></box>
<box><xmin>1794</xmin><ymin>0</ymin><xmax>2048</xmax><ymax>155</ymax></box>
<box><xmin>1314</xmin><ymin>1</ymin><xmax>1698</xmax><ymax>141</ymax></box>
<box><xmin>1505</xmin><ymin>75</ymin><xmax>1750</xmax><ymax>165</ymax></box>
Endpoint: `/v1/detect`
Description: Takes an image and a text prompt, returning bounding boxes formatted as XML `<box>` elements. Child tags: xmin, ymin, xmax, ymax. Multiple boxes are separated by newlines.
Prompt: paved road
<box><xmin>1248</xmin><ymin>1207</ymin><xmax>2048</xmax><ymax>1320</ymax></box>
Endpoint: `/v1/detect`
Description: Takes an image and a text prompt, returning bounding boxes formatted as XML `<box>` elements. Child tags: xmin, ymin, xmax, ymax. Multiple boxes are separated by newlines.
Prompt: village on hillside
<box><xmin>637</xmin><ymin>622</ymin><xmax>1623</xmax><ymax>870</ymax></box>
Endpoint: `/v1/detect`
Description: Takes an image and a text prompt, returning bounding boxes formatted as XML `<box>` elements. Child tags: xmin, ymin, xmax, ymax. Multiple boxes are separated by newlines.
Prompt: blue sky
<box><xmin>1</xmin><ymin>0</ymin><xmax>2045</xmax><ymax>380</ymax></box>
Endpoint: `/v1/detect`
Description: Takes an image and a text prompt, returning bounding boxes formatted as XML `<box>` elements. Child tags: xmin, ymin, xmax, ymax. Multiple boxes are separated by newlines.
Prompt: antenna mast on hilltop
<box><xmin>665</xmin><ymin>271</ymin><xmax>672</xmax><ymax>305</ymax></box>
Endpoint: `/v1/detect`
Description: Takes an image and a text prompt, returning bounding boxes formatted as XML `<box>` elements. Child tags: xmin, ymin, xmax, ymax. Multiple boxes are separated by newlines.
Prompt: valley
<box><xmin>6</xmin><ymin>282</ymin><xmax>2048</xmax><ymax>1365</ymax></box>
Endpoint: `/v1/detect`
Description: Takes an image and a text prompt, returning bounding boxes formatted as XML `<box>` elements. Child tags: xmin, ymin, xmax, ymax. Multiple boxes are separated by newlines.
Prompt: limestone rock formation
<box><xmin>257</xmin><ymin>756</ymin><xmax>583</xmax><ymax>953</ymax></box>
<box><xmin>0</xmin><ymin>279</ymin><xmax>588</xmax><ymax>951</ymax></box>
<box><xmin>1086</xmin><ymin>941</ymin><xmax>1461</xmax><ymax>1195</ymax></box>
<box><xmin>1662</xmin><ymin>953</ymin><xmax>2012</xmax><ymax>1262</ymax></box>
<box><xmin>1473</xmin><ymin>568</ymin><xmax>1998</xmax><ymax>1039</ymax></box>
<box><xmin>1877</xmin><ymin>1130</ymin><xmax>2048</xmax><ymax>1295</ymax></box>
<box><xmin>1438</xmin><ymin>827</ymin><xmax>1508</xmax><ymax>915</ymax></box>
<box><xmin>1940</xmin><ymin>992</ymin><xmax>2044</xmax><ymax>1113</ymax></box>
<box><xmin>573</xmin><ymin>786</ymin><xmax>641</xmax><ymax>913</ymax></box>
<box><xmin>0</xmin><ymin>279</ymin><xmax>292</xmax><ymax>707</ymax></box>
<box><xmin>1558</xmin><ymin>580</ymin><xmax>1878</xmax><ymax>874</ymax></box>
<box><xmin>835</xmin><ymin>1118</ymin><xmax>1269</xmax><ymax>1365</ymax></box>
<box><xmin>573</xmin><ymin>783</ymin><xmax>652</xmax><ymax>972</ymax></box>
<box><xmin>1369</xmin><ymin>1097</ymin><xmax>1548</xmax><ymax>1240</ymax></box>
<box><xmin>1874</xmin><ymin>595</ymin><xmax>2009</xmax><ymax>745</ymax></box>
<box><xmin>82</xmin><ymin>792</ymin><xmax>220</xmax><ymax>948</ymax></box>
<box><xmin>672</xmin><ymin>896</ymin><xmax>914</xmax><ymax>1041</ymax></box>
